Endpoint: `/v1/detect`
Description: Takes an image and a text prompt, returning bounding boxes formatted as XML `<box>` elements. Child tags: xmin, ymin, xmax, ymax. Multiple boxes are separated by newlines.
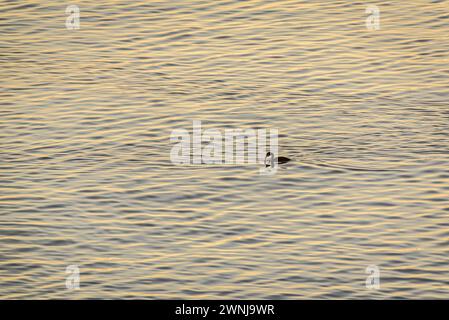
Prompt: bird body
<box><xmin>265</xmin><ymin>152</ymin><xmax>291</xmax><ymax>167</ymax></box>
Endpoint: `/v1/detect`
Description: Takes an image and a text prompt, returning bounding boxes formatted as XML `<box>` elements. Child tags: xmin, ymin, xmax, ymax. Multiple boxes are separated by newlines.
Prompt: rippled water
<box><xmin>1</xmin><ymin>1</ymin><xmax>449</xmax><ymax>299</ymax></box>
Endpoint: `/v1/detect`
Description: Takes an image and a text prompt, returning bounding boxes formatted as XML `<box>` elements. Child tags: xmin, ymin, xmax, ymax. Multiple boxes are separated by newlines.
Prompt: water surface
<box><xmin>1</xmin><ymin>0</ymin><xmax>449</xmax><ymax>299</ymax></box>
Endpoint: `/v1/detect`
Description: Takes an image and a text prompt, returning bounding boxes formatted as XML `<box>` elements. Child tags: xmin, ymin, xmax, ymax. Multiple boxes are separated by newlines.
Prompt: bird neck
<box><xmin>265</xmin><ymin>154</ymin><xmax>275</xmax><ymax>166</ymax></box>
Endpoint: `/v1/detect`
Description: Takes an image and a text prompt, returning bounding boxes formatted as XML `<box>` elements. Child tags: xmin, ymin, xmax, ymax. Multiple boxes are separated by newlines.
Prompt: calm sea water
<box><xmin>1</xmin><ymin>1</ymin><xmax>449</xmax><ymax>299</ymax></box>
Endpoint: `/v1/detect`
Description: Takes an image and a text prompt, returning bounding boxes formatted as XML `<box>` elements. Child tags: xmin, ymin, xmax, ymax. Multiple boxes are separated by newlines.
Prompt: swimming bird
<box><xmin>265</xmin><ymin>152</ymin><xmax>291</xmax><ymax>167</ymax></box>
